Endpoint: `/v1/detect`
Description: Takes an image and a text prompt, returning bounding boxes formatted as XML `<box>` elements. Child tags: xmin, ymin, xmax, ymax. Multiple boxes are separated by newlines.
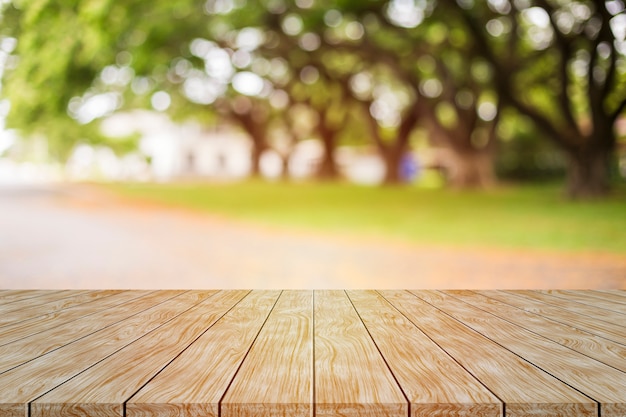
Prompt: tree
<box><xmin>310</xmin><ymin>1</ymin><xmax>501</xmax><ymax>186</ymax></box>
<box><xmin>444</xmin><ymin>0</ymin><xmax>626</xmax><ymax>197</ymax></box>
<box><xmin>0</xmin><ymin>0</ymin><xmax>211</xmax><ymax>157</ymax></box>
<box><xmin>4</xmin><ymin>0</ymin><xmax>623</xmax><ymax>195</ymax></box>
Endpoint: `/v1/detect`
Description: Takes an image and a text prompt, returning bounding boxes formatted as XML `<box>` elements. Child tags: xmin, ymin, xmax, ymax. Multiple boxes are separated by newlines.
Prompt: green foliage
<box><xmin>1</xmin><ymin>0</ymin><xmax>624</xmax><ymax>196</ymax></box>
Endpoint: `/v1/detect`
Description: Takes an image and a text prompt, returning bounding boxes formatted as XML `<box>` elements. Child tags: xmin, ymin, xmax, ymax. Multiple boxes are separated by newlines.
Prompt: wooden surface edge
<box><xmin>30</xmin><ymin>403</ymin><xmax>123</xmax><ymax>417</ymax></box>
<box><xmin>125</xmin><ymin>402</ymin><xmax>218</xmax><ymax>417</ymax></box>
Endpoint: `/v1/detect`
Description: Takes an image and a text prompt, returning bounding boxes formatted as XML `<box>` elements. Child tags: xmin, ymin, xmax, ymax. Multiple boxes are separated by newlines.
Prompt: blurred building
<box><xmin>95</xmin><ymin>111</ymin><xmax>393</xmax><ymax>184</ymax></box>
<box><xmin>95</xmin><ymin>111</ymin><xmax>252</xmax><ymax>181</ymax></box>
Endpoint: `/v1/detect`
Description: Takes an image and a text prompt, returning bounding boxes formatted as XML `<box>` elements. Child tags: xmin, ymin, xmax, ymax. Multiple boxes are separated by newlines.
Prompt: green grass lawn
<box><xmin>107</xmin><ymin>181</ymin><xmax>626</xmax><ymax>254</ymax></box>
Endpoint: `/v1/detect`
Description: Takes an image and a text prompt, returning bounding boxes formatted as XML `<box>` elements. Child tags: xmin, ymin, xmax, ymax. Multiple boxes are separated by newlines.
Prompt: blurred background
<box><xmin>0</xmin><ymin>0</ymin><xmax>625</xmax><ymax>289</ymax></box>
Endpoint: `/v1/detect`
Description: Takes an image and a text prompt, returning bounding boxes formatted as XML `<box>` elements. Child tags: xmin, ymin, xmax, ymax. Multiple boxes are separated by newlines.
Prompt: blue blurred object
<box><xmin>399</xmin><ymin>152</ymin><xmax>419</xmax><ymax>182</ymax></box>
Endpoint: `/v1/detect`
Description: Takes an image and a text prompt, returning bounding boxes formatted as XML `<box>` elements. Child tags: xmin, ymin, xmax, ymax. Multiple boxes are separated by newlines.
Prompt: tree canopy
<box><xmin>1</xmin><ymin>0</ymin><xmax>625</xmax><ymax>196</ymax></box>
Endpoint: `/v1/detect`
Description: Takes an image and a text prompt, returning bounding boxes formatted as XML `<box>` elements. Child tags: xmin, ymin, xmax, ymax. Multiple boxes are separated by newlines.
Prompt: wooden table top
<box><xmin>0</xmin><ymin>289</ymin><xmax>624</xmax><ymax>417</ymax></box>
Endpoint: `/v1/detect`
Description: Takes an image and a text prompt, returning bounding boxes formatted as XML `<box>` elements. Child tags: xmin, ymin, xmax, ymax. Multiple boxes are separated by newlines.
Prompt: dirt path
<box><xmin>1</xmin><ymin>183</ymin><xmax>624</xmax><ymax>289</ymax></box>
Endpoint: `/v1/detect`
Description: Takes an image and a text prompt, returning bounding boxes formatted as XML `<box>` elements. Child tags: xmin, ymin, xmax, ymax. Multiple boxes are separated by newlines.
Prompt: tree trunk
<box><xmin>316</xmin><ymin>126</ymin><xmax>339</xmax><ymax>180</ymax></box>
<box><xmin>316</xmin><ymin>149</ymin><xmax>338</xmax><ymax>180</ymax></box>
<box><xmin>381</xmin><ymin>148</ymin><xmax>405</xmax><ymax>185</ymax></box>
<box><xmin>279</xmin><ymin>154</ymin><xmax>290</xmax><ymax>181</ymax></box>
<box><xmin>249</xmin><ymin>145</ymin><xmax>264</xmax><ymax>177</ymax></box>
<box><xmin>448</xmin><ymin>149</ymin><xmax>496</xmax><ymax>189</ymax></box>
<box><xmin>566</xmin><ymin>147</ymin><xmax>611</xmax><ymax>199</ymax></box>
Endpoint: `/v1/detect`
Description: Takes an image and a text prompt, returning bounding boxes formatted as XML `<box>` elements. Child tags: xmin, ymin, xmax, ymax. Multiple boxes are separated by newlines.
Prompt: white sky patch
<box><xmin>205</xmin><ymin>0</ymin><xmax>235</xmax><ymax>14</ymax></box>
<box><xmin>0</xmin><ymin>131</ymin><xmax>15</xmax><ymax>155</ymax></box>
<box><xmin>295</xmin><ymin>0</ymin><xmax>313</xmax><ymax>8</ymax></box>
<box><xmin>477</xmin><ymin>101</ymin><xmax>498</xmax><ymax>121</ymax></box>
<box><xmin>487</xmin><ymin>0</ymin><xmax>511</xmax><ymax>14</ymax></box>
<box><xmin>522</xmin><ymin>7</ymin><xmax>554</xmax><ymax>50</ymax></box>
<box><xmin>269</xmin><ymin>89</ymin><xmax>289</xmax><ymax>109</ymax></box>
<box><xmin>486</xmin><ymin>19</ymin><xmax>505</xmax><ymax>37</ymax></box>
<box><xmin>151</xmin><ymin>91</ymin><xmax>171</xmax><ymax>112</ymax></box>
<box><xmin>190</xmin><ymin>38</ymin><xmax>216</xmax><ymax>59</ymax></box>
<box><xmin>101</xmin><ymin>65</ymin><xmax>134</xmax><ymax>86</ymax></box>
<box><xmin>350</xmin><ymin>72</ymin><xmax>373</xmax><ymax>98</ymax></box>
<box><xmin>370</xmin><ymin>100</ymin><xmax>401</xmax><ymax>128</ymax></box>
<box><xmin>232</xmin><ymin>71</ymin><xmax>265</xmax><ymax>96</ymax></box>
<box><xmin>0</xmin><ymin>99</ymin><xmax>9</xmax><ymax>119</ymax></box>
<box><xmin>420</xmin><ymin>78</ymin><xmax>442</xmax><ymax>98</ymax></box>
<box><xmin>231</xmin><ymin>49</ymin><xmax>252</xmax><ymax>69</ymax></box>
<box><xmin>386</xmin><ymin>0</ymin><xmax>425</xmax><ymax>28</ymax></box>
<box><xmin>370</xmin><ymin>86</ymin><xmax>409</xmax><ymax>128</ymax></box>
<box><xmin>299</xmin><ymin>66</ymin><xmax>319</xmax><ymax>84</ymax></box>
<box><xmin>523</xmin><ymin>7</ymin><xmax>551</xmax><ymax>27</ymax></box>
<box><xmin>0</xmin><ymin>37</ymin><xmax>16</xmax><ymax>53</ymax></box>
<box><xmin>555</xmin><ymin>10</ymin><xmax>575</xmax><ymax>34</ymax></box>
<box><xmin>299</xmin><ymin>32</ymin><xmax>321</xmax><ymax>51</ymax></box>
<box><xmin>267</xmin><ymin>58</ymin><xmax>290</xmax><ymax>84</ymax></box>
<box><xmin>70</xmin><ymin>93</ymin><xmax>121</xmax><ymax>124</ymax></box>
<box><xmin>183</xmin><ymin>74</ymin><xmax>225</xmax><ymax>104</ymax></box>
<box><xmin>205</xmin><ymin>48</ymin><xmax>234</xmax><ymax>81</ymax></box>
<box><xmin>131</xmin><ymin>77</ymin><xmax>152</xmax><ymax>95</ymax></box>
<box><xmin>236</xmin><ymin>28</ymin><xmax>265</xmax><ymax>51</ymax></box>
<box><xmin>0</xmin><ymin>100</ymin><xmax>10</xmax><ymax>149</ymax></box>
<box><xmin>345</xmin><ymin>22</ymin><xmax>364</xmax><ymax>40</ymax></box>
<box><xmin>324</xmin><ymin>9</ymin><xmax>342</xmax><ymax>27</ymax></box>
<box><xmin>606</xmin><ymin>0</ymin><xmax>625</xmax><ymax>15</ymax></box>
<box><xmin>611</xmin><ymin>14</ymin><xmax>626</xmax><ymax>41</ymax></box>
<box><xmin>570</xmin><ymin>2</ymin><xmax>592</xmax><ymax>20</ymax></box>
<box><xmin>282</xmin><ymin>14</ymin><xmax>304</xmax><ymax>36</ymax></box>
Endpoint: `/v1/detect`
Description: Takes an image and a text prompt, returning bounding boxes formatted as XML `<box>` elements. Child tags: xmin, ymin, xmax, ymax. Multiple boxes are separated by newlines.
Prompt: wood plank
<box><xmin>0</xmin><ymin>289</ymin><xmax>125</xmax><ymax>328</ymax></box>
<box><xmin>0</xmin><ymin>290</ymin><xmax>214</xmax><ymax>417</ymax></box>
<box><xmin>221</xmin><ymin>290</ymin><xmax>313</xmax><ymax>417</ymax></box>
<box><xmin>0</xmin><ymin>290</ymin><xmax>59</xmax><ymax>304</ymax></box>
<box><xmin>0</xmin><ymin>290</ymin><xmax>178</xmax><ymax>373</ymax></box>
<box><xmin>0</xmin><ymin>290</ymin><xmax>78</xmax><ymax>314</ymax></box>
<box><xmin>32</xmin><ymin>290</ymin><xmax>249</xmax><ymax>417</ymax></box>
<box><xmin>380</xmin><ymin>290</ymin><xmax>597</xmax><ymax>417</ymax></box>
<box><xmin>541</xmin><ymin>290</ymin><xmax>626</xmax><ymax>314</ymax></box>
<box><xmin>485</xmin><ymin>290</ymin><xmax>626</xmax><ymax>345</ymax></box>
<box><xmin>416</xmin><ymin>290</ymin><xmax>626</xmax><ymax>417</ymax></box>
<box><xmin>0</xmin><ymin>290</ymin><xmax>151</xmax><ymax>347</ymax></box>
<box><xmin>314</xmin><ymin>290</ymin><xmax>407</xmax><ymax>417</ymax></box>
<box><xmin>127</xmin><ymin>290</ymin><xmax>280</xmax><ymax>417</ymax></box>
<box><xmin>520</xmin><ymin>290</ymin><xmax>625</xmax><ymax>325</ymax></box>
<box><xmin>590</xmin><ymin>290</ymin><xmax>626</xmax><ymax>304</ymax></box>
<box><xmin>347</xmin><ymin>290</ymin><xmax>501</xmax><ymax>417</ymax></box>
<box><xmin>445</xmin><ymin>290</ymin><xmax>626</xmax><ymax>373</ymax></box>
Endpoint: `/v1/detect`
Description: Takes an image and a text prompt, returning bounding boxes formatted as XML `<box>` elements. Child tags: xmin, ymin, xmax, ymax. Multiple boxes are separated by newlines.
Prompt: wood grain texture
<box><xmin>32</xmin><ymin>290</ymin><xmax>248</xmax><ymax>417</ymax></box>
<box><xmin>315</xmin><ymin>290</ymin><xmax>407</xmax><ymax>417</ymax></box>
<box><xmin>518</xmin><ymin>290</ymin><xmax>625</xmax><ymax>326</ymax></box>
<box><xmin>0</xmin><ymin>290</ymin><xmax>623</xmax><ymax>416</ymax></box>
<box><xmin>127</xmin><ymin>290</ymin><xmax>280</xmax><ymax>417</ymax></box>
<box><xmin>0</xmin><ymin>290</ymin><xmax>61</xmax><ymax>304</ymax></box>
<box><xmin>0</xmin><ymin>290</ymin><xmax>124</xmax><ymax>327</ymax></box>
<box><xmin>416</xmin><ymin>290</ymin><xmax>626</xmax><ymax>417</ymax></box>
<box><xmin>0</xmin><ymin>290</ymin><xmax>85</xmax><ymax>316</ymax></box>
<box><xmin>347</xmin><ymin>290</ymin><xmax>502</xmax><ymax>417</ymax></box>
<box><xmin>0</xmin><ymin>290</ymin><xmax>151</xmax><ymax>347</ymax></box>
<box><xmin>446</xmin><ymin>290</ymin><xmax>626</xmax><ymax>373</ymax></box>
<box><xmin>0</xmin><ymin>290</ymin><xmax>175</xmax><ymax>373</ymax></box>
<box><xmin>381</xmin><ymin>290</ymin><xmax>597</xmax><ymax>417</ymax></box>
<box><xmin>485</xmin><ymin>290</ymin><xmax>626</xmax><ymax>345</ymax></box>
<box><xmin>221</xmin><ymin>290</ymin><xmax>313</xmax><ymax>417</ymax></box>
<box><xmin>541</xmin><ymin>290</ymin><xmax>626</xmax><ymax>314</ymax></box>
<box><xmin>0</xmin><ymin>290</ymin><xmax>213</xmax><ymax>416</ymax></box>
<box><xmin>591</xmin><ymin>290</ymin><xmax>626</xmax><ymax>303</ymax></box>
